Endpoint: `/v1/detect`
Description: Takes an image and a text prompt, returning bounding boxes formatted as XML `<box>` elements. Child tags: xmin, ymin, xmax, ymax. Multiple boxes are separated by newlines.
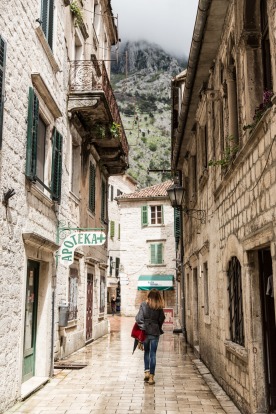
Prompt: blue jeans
<box><xmin>144</xmin><ymin>335</ymin><xmax>159</xmax><ymax>375</ymax></box>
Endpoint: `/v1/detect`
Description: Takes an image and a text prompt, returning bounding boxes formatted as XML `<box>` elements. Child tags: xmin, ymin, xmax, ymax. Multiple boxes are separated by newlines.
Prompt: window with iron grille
<box><xmin>68</xmin><ymin>267</ymin><xmax>78</xmax><ymax>320</ymax></box>
<box><xmin>227</xmin><ymin>256</ymin><xmax>244</xmax><ymax>346</ymax></box>
<box><xmin>0</xmin><ymin>35</ymin><xmax>6</xmax><ymax>148</ymax></box>
<box><xmin>174</xmin><ymin>208</ymin><xmax>180</xmax><ymax>248</ymax></box>
<box><xmin>41</xmin><ymin>0</ymin><xmax>54</xmax><ymax>50</ymax></box>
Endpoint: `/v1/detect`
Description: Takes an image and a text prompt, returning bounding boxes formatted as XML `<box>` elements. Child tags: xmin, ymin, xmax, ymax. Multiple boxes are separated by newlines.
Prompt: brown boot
<box><xmin>144</xmin><ymin>370</ymin><xmax>150</xmax><ymax>382</ymax></box>
<box><xmin>148</xmin><ymin>374</ymin><xmax>155</xmax><ymax>385</ymax></box>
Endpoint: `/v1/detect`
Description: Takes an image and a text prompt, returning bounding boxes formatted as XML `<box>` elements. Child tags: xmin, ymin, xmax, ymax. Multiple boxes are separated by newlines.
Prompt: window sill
<box><xmin>66</xmin><ymin>319</ymin><xmax>77</xmax><ymax>329</ymax></box>
<box><xmin>224</xmin><ymin>340</ymin><xmax>248</xmax><ymax>363</ymax></box>
<box><xmin>27</xmin><ymin>181</ymin><xmax>54</xmax><ymax>208</ymax></box>
<box><xmin>69</xmin><ymin>191</ymin><xmax>81</xmax><ymax>204</ymax></box>
<box><xmin>35</xmin><ymin>26</ymin><xmax>60</xmax><ymax>73</ymax></box>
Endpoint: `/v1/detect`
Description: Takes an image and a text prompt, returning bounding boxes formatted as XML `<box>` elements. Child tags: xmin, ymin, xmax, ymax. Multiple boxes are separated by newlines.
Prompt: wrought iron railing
<box><xmin>69</xmin><ymin>59</ymin><xmax>128</xmax><ymax>158</ymax></box>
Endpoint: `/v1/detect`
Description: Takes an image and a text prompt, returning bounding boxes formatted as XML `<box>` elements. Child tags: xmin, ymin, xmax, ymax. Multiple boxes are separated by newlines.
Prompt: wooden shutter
<box><xmin>89</xmin><ymin>162</ymin><xmax>96</xmax><ymax>213</ymax></box>
<box><xmin>156</xmin><ymin>243</ymin><xmax>163</xmax><ymax>264</ymax></box>
<box><xmin>26</xmin><ymin>87</ymin><xmax>39</xmax><ymax>180</ymax></box>
<box><xmin>150</xmin><ymin>243</ymin><xmax>163</xmax><ymax>264</ymax></box>
<box><xmin>101</xmin><ymin>179</ymin><xmax>106</xmax><ymax>221</ymax></box>
<box><xmin>0</xmin><ymin>35</ymin><xmax>6</xmax><ymax>148</ymax></box>
<box><xmin>41</xmin><ymin>0</ymin><xmax>54</xmax><ymax>49</ymax></box>
<box><xmin>110</xmin><ymin>220</ymin><xmax>115</xmax><ymax>238</ymax></box>
<box><xmin>51</xmin><ymin>128</ymin><xmax>63</xmax><ymax>202</ymax></box>
<box><xmin>141</xmin><ymin>205</ymin><xmax>148</xmax><ymax>227</ymax></box>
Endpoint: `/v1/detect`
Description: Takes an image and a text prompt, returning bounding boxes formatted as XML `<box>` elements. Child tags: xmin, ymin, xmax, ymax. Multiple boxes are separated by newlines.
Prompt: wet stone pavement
<box><xmin>5</xmin><ymin>316</ymin><xmax>241</xmax><ymax>414</ymax></box>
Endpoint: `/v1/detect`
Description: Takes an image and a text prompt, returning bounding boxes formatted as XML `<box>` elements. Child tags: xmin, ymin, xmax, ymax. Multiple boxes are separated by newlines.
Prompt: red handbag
<box><xmin>131</xmin><ymin>322</ymin><xmax>146</xmax><ymax>342</ymax></box>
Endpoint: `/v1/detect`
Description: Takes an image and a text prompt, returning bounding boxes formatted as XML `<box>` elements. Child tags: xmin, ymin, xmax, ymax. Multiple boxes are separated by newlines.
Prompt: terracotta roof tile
<box><xmin>118</xmin><ymin>180</ymin><xmax>173</xmax><ymax>200</ymax></box>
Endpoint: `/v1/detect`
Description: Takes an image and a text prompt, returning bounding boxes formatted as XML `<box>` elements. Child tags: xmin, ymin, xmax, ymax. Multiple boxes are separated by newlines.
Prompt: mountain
<box><xmin>111</xmin><ymin>41</ymin><xmax>187</xmax><ymax>187</ymax></box>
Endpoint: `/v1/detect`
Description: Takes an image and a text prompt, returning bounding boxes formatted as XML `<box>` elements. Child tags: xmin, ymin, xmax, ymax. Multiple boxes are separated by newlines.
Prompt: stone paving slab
<box><xmin>4</xmin><ymin>316</ymin><xmax>241</xmax><ymax>414</ymax></box>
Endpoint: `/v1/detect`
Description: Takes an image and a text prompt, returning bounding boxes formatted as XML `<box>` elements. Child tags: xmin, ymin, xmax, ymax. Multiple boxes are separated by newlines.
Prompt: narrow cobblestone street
<box><xmin>5</xmin><ymin>317</ymin><xmax>241</xmax><ymax>414</ymax></box>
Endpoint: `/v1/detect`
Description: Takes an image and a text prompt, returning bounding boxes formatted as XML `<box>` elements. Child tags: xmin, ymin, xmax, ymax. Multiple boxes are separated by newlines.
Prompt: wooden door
<box><xmin>86</xmin><ymin>273</ymin><xmax>93</xmax><ymax>341</ymax></box>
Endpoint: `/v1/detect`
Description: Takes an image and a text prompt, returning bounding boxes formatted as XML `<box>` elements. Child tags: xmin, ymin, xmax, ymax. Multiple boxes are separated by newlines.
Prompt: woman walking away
<box><xmin>135</xmin><ymin>289</ymin><xmax>165</xmax><ymax>385</ymax></box>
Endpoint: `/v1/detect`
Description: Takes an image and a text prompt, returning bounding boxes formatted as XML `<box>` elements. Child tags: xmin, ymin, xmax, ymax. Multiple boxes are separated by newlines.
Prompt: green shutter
<box><xmin>51</xmin><ymin>128</ymin><xmax>63</xmax><ymax>202</ymax></box>
<box><xmin>174</xmin><ymin>208</ymin><xmax>180</xmax><ymax>247</ymax></box>
<box><xmin>157</xmin><ymin>243</ymin><xmax>163</xmax><ymax>264</ymax></box>
<box><xmin>150</xmin><ymin>244</ymin><xmax>155</xmax><ymax>264</ymax></box>
<box><xmin>141</xmin><ymin>206</ymin><xmax>148</xmax><ymax>227</ymax></box>
<box><xmin>89</xmin><ymin>162</ymin><xmax>96</xmax><ymax>212</ymax></box>
<box><xmin>150</xmin><ymin>243</ymin><xmax>163</xmax><ymax>264</ymax></box>
<box><xmin>41</xmin><ymin>0</ymin><xmax>54</xmax><ymax>49</ymax></box>
<box><xmin>26</xmin><ymin>87</ymin><xmax>39</xmax><ymax>180</ymax></box>
<box><xmin>110</xmin><ymin>220</ymin><xmax>115</xmax><ymax>238</ymax></box>
<box><xmin>101</xmin><ymin>179</ymin><xmax>106</xmax><ymax>221</ymax></box>
<box><xmin>0</xmin><ymin>35</ymin><xmax>7</xmax><ymax>148</ymax></box>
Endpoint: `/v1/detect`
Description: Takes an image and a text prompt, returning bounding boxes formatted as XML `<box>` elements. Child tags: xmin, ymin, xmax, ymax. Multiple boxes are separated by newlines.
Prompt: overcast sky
<box><xmin>111</xmin><ymin>0</ymin><xmax>199</xmax><ymax>58</ymax></box>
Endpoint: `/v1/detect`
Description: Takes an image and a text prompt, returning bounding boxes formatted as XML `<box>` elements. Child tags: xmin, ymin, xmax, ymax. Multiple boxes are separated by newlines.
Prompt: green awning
<box><xmin>137</xmin><ymin>275</ymin><xmax>174</xmax><ymax>291</ymax></box>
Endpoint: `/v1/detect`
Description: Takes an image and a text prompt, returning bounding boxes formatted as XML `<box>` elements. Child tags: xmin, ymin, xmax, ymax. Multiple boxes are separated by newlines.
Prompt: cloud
<box><xmin>111</xmin><ymin>0</ymin><xmax>198</xmax><ymax>57</ymax></box>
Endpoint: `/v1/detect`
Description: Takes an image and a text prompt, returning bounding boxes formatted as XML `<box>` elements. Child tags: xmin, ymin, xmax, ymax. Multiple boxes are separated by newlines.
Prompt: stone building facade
<box><xmin>171</xmin><ymin>0</ymin><xmax>276</xmax><ymax>413</ymax></box>
<box><xmin>106</xmin><ymin>174</ymin><xmax>137</xmax><ymax>313</ymax></box>
<box><xmin>117</xmin><ymin>181</ymin><xmax>177</xmax><ymax>318</ymax></box>
<box><xmin>0</xmin><ymin>0</ymin><xmax>128</xmax><ymax>411</ymax></box>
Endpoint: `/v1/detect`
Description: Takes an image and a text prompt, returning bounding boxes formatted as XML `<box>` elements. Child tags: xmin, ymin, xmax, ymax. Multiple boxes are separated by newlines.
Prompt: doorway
<box><xmin>86</xmin><ymin>273</ymin><xmax>93</xmax><ymax>342</ymax></box>
<box><xmin>259</xmin><ymin>248</ymin><xmax>276</xmax><ymax>412</ymax></box>
<box><xmin>22</xmin><ymin>260</ymin><xmax>39</xmax><ymax>383</ymax></box>
<box><xmin>193</xmin><ymin>267</ymin><xmax>199</xmax><ymax>346</ymax></box>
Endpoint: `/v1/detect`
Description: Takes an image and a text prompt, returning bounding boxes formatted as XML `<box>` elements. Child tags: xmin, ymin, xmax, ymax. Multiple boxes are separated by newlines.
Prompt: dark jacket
<box><xmin>135</xmin><ymin>301</ymin><xmax>165</xmax><ymax>336</ymax></box>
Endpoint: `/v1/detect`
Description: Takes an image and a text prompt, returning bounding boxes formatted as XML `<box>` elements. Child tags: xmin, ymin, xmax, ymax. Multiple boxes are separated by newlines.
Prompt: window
<box><xmin>0</xmin><ymin>35</ymin><xmax>7</xmax><ymax>148</ymax></box>
<box><xmin>118</xmin><ymin>223</ymin><xmax>120</xmax><ymax>240</ymax></box>
<box><xmin>109</xmin><ymin>256</ymin><xmax>113</xmax><ymax>276</ymax></box>
<box><xmin>41</xmin><ymin>0</ymin><xmax>54</xmax><ymax>50</ymax></box>
<box><xmin>26</xmin><ymin>87</ymin><xmax>63</xmax><ymax>202</ymax></box>
<box><xmin>150</xmin><ymin>205</ymin><xmax>163</xmax><ymax>225</ymax></box>
<box><xmin>203</xmin><ymin>262</ymin><xmax>209</xmax><ymax>315</ymax></box>
<box><xmin>227</xmin><ymin>256</ymin><xmax>244</xmax><ymax>346</ymax></box>
<box><xmin>200</xmin><ymin>125</ymin><xmax>208</xmax><ymax>171</ymax></box>
<box><xmin>110</xmin><ymin>185</ymin><xmax>114</xmax><ymax>201</ymax></box>
<box><xmin>68</xmin><ymin>267</ymin><xmax>78</xmax><ymax>320</ymax></box>
<box><xmin>110</xmin><ymin>220</ymin><xmax>115</xmax><ymax>239</ymax></box>
<box><xmin>89</xmin><ymin>162</ymin><xmax>96</xmax><ymax>213</ymax></box>
<box><xmin>101</xmin><ymin>179</ymin><xmax>107</xmax><ymax>221</ymax></box>
<box><xmin>141</xmin><ymin>205</ymin><xmax>164</xmax><ymax>227</ymax></box>
<box><xmin>150</xmin><ymin>243</ymin><xmax>163</xmax><ymax>265</ymax></box>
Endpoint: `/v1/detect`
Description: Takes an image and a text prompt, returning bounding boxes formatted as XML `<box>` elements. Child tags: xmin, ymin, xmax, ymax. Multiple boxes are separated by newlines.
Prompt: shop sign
<box><xmin>60</xmin><ymin>231</ymin><xmax>106</xmax><ymax>265</ymax></box>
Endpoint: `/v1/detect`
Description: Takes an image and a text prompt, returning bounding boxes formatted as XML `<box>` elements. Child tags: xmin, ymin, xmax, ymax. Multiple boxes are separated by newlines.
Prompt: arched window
<box><xmin>227</xmin><ymin>256</ymin><xmax>244</xmax><ymax>346</ymax></box>
<box><xmin>260</xmin><ymin>0</ymin><xmax>272</xmax><ymax>91</ymax></box>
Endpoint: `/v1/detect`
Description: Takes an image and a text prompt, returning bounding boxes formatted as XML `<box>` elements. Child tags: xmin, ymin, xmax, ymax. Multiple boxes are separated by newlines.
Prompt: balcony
<box><xmin>68</xmin><ymin>59</ymin><xmax>129</xmax><ymax>175</ymax></box>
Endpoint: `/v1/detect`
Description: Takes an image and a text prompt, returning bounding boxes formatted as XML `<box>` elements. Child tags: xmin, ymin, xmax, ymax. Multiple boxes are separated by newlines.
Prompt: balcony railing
<box><xmin>69</xmin><ymin>59</ymin><xmax>128</xmax><ymax>158</ymax></box>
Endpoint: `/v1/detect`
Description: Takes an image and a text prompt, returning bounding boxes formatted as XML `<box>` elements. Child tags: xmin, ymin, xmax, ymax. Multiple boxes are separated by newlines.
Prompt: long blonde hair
<box><xmin>147</xmin><ymin>289</ymin><xmax>164</xmax><ymax>310</ymax></box>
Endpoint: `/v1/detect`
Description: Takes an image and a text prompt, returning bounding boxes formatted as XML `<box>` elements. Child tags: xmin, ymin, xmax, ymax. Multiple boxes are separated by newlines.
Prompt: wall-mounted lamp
<box><xmin>3</xmin><ymin>189</ymin><xmax>16</xmax><ymax>207</ymax></box>
<box><xmin>167</xmin><ymin>183</ymin><xmax>206</xmax><ymax>224</ymax></box>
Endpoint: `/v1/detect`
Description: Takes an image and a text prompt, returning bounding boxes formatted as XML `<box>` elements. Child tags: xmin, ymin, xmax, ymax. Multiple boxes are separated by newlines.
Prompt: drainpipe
<box><xmin>172</xmin><ymin>0</ymin><xmax>212</xmax><ymax>171</ymax></box>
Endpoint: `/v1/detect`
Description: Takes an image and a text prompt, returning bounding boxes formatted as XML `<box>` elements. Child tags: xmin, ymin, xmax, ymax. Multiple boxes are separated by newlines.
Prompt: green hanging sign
<box><xmin>60</xmin><ymin>231</ymin><xmax>106</xmax><ymax>265</ymax></box>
